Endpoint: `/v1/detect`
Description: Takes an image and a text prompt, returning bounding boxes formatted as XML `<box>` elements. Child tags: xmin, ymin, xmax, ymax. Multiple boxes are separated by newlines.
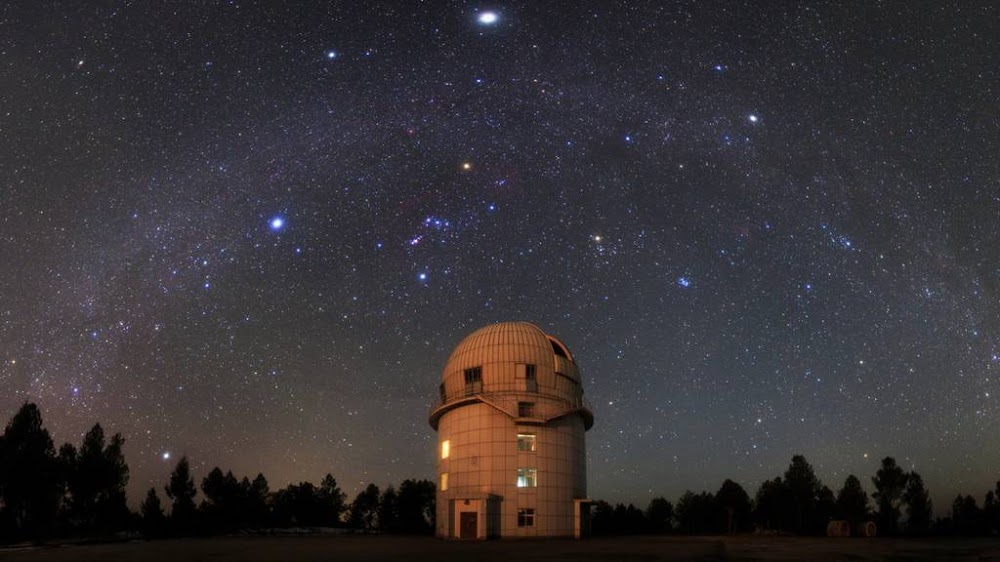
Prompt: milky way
<box><xmin>1</xmin><ymin>2</ymin><xmax>997</xmax><ymax>510</ymax></box>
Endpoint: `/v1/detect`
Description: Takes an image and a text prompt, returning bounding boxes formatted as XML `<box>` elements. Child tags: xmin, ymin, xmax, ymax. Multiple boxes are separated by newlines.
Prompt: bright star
<box><xmin>748</xmin><ymin>114</ymin><xmax>759</xmax><ymax>123</ymax></box>
<box><xmin>677</xmin><ymin>277</ymin><xmax>691</xmax><ymax>288</ymax></box>
<box><xmin>269</xmin><ymin>216</ymin><xmax>285</xmax><ymax>231</ymax></box>
<box><xmin>326</xmin><ymin>50</ymin><xmax>337</xmax><ymax>59</ymax></box>
<box><xmin>418</xmin><ymin>272</ymin><xmax>429</xmax><ymax>282</ymax></box>
<box><xmin>162</xmin><ymin>451</ymin><xmax>171</xmax><ymax>461</ymax></box>
<box><xmin>478</xmin><ymin>11</ymin><xmax>498</xmax><ymax>25</ymax></box>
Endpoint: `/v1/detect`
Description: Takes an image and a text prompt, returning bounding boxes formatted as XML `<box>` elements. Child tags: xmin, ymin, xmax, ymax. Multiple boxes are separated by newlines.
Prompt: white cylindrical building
<box><xmin>429</xmin><ymin>322</ymin><xmax>594</xmax><ymax>539</ymax></box>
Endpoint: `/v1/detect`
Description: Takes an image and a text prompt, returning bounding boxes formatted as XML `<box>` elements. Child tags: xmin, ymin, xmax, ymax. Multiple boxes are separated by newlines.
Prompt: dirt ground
<box><xmin>1</xmin><ymin>534</ymin><xmax>999</xmax><ymax>562</ymax></box>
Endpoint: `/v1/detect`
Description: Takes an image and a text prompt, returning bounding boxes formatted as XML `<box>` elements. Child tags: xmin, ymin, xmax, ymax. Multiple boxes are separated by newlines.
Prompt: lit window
<box><xmin>517</xmin><ymin>508</ymin><xmax>535</xmax><ymax>527</ymax></box>
<box><xmin>517</xmin><ymin>402</ymin><xmax>535</xmax><ymax>417</ymax></box>
<box><xmin>517</xmin><ymin>468</ymin><xmax>537</xmax><ymax>488</ymax></box>
<box><xmin>517</xmin><ymin>433</ymin><xmax>536</xmax><ymax>452</ymax></box>
<box><xmin>441</xmin><ymin>439</ymin><xmax>450</xmax><ymax>459</ymax></box>
<box><xmin>440</xmin><ymin>472</ymin><xmax>448</xmax><ymax>491</ymax></box>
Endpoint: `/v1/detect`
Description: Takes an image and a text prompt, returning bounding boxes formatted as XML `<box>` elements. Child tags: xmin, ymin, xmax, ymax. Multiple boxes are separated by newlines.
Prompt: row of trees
<box><xmin>143</xmin><ymin>457</ymin><xmax>435</xmax><ymax>537</ymax></box>
<box><xmin>592</xmin><ymin>455</ymin><xmax>1000</xmax><ymax>537</ymax></box>
<box><xmin>0</xmin><ymin>403</ymin><xmax>130</xmax><ymax>540</ymax></box>
<box><xmin>3</xmin><ymin>403</ymin><xmax>998</xmax><ymax>542</ymax></box>
<box><xmin>0</xmin><ymin>403</ymin><xmax>434</xmax><ymax>543</ymax></box>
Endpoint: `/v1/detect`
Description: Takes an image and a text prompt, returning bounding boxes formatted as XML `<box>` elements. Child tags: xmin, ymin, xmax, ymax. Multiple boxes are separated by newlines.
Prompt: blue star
<box><xmin>477</xmin><ymin>11</ymin><xmax>499</xmax><ymax>25</ymax></box>
<box><xmin>677</xmin><ymin>277</ymin><xmax>691</xmax><ymax>288</ymax></box>
<box><xmin>326</xmin><ymin>50</ymin><xmax>338</xmax><ymax>60</ymax></box>
<box><xmin>418</xmin><ymin>272</ymin><xmax>429</xmax><ymax>283</ymax></box>
<box><xmin>269</xmin><ymin>216</ymin><xmax>285</xmax><ymax>231</ymax></box>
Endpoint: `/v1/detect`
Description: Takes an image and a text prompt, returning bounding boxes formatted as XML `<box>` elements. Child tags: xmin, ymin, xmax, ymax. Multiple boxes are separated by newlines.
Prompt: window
<box><xmin>464</xmin><ymin>367</ymin><xmax>482</xmax><ymax>383</ymax></box>
<box><xmin>517</xmin><ymin>468</ymin><xmax>537</xmax><ymax>488</ymax></box>
<box><xmin>440</xmin><ymin>472</ymin><xmax>448</xmax><ymax>492</ymax></box>
<box><xmin>517</xmin><ymin>402</ymin><xmax>535</xmax><ymax>417</ymax></box>
<box><xmin>517</xmin><ymin>433</ymin><xmax>536</xmax><ymax>452</ymax></box>
<box><xmin>464</xmin><ymin>367</ymin><xmax>482</xmax><ymax>394</ymax></box>
<box><xmin>517</xmin><ymin>508</ymin><xmax>535</xmax><ymax>527</ymax></box>
<box><xmin>441</xmin><ymin>439</ymin><xmax>450</xmax><ymax>459</ymax></box>
<box><xmin>525</xmin><ymin>364</ymin><xmax>537</xmax><ymax>392</ymax></box>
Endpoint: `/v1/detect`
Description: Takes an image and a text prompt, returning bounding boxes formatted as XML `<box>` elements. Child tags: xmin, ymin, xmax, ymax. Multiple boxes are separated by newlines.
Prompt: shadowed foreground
<box><xmin>2</xmin><ymin>535</ymin><xmax>1000</xmax><ymax>562</ymax></box>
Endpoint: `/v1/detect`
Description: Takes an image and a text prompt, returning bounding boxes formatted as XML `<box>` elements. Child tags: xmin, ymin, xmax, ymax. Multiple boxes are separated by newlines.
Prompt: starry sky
<box><xmin>1</xmin><ymin>2</ymin><xmax>997</xmax><ymax>512</ymax></box>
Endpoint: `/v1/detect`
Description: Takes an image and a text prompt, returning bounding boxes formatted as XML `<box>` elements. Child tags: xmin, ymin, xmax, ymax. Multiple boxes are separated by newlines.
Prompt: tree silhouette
<box><xmin>754</xmin><ymin>477</ymin><xmax>792</xmax><ymax>532</ymax></box>
<box><xmin>590</xmin><ymin>500</ymin><xmax>615</xmax><ymax>535</ymax></box>
<box><xmin>985</xmin><ymin>482</ymin><xmax>1000</xmax><ymax>536</ymax></box>
<box><xmin>0</xmin><ymin>403</ymin><xmax>61</xmax><ymax>539</ymax></box>
<box><xmin>783</xmin><ymin>455</ymin><xmax>821</xmax><ymax>534</ymax></box>
<box><xmin>348</xmin><ymin>483</ymin><xmax>380</xmax><ymax>531</ymax></box>
<box><xmin>164</xmin><ymin>456</ymin><xmax>197</xmax><ymax>533</ymax></box>
<box><xmin>675</xmin><ymin>491</ymin><xmax>715</xmax><ymax>534</ymax></box>
<box><xmin>715</xmin><ymin>479</ymin><xmax>751</xmax><ymax>534</ymax></box>
<box><xmin>397</xmin><ymin>479</ymin><xmax>435</xmax><ymax>534</ymax></box>
<box><xmin>318</xmin><ymin>474</ymin><xmax>346</xmax><ymax>526</ymax></box>
<box><xmin>902</xmin><ymin>471</ymin><xmax>932</xmax><ymax>535</ymax></box>
<box><xmin>814</xmin><ymin>485</ymin><xmax>836</xmax><ymax>533</ymax></box>
<box><xmin>140</xmin><ymin>487</ymin><xmax>165</xmax><ymax>537</ymax></box>
<box><xmin>835</xmin><ymin>474</ymin><xmax>869</xmax><ymax>528</ymax></box>
<box><xmin>952</xmin><ymin>494</ymin><xmax>983</xmax><ymax>536</ymax></box>
<box><xmin>872</xmin><ymin>457</ymin><xmax>908</xmax><ymax>535</ymax></box>
<box><xmin>63</xmin><ymin>424</ymin><xmax>130</xmax><ymax>533</ymax></box>
<box><xmin>200</xmin><ymin>467</ymin><xmax>244</xmax><ymax>531</ymax></box>
<box><xmin>248</xmin><ymin>473</ymin><xmax>270</xmax><ymax>528</ymax></box>
<box><xmin>377</xmin><ymin>486</ymin><xmax>399</xmax><ymax>533</ymax></box>
<box><xmin>645</xmin><ymin>497</ymin><xmax>674</xmax><ymax>534</ymax></box>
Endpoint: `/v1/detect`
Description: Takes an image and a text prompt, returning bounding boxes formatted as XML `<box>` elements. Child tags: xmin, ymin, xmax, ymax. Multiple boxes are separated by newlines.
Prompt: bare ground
<box><xmin>1</xmin><ymin>534</ymin><xmax>1000</xmax><ymax>562</ymax></box>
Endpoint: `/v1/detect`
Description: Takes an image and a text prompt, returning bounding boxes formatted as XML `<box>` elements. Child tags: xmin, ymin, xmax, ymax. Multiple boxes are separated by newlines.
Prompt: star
<box><xmin>269</xmin><ymin>216</ymin><xmax>285</xmax><ymax>231</ymax></box>
<box><xmin>748</xmin><ymin>114</ymin><xmax>759</xmax><ymax>123</ymax></box>
<box><xmin>326</xmin><ymin>50</ymin><xmax>338</xmax><ymax>60</ymax></box>
<box><xmin>161</xmin><ymin>451</ymin><xmax>171</xmax><ymax>461</ymax></box>
<box><xmin>677</xmin><ymin>277</ymin><xmax>692</xmax><ymax>288</ymax></box>
<box><xmin>477</xmin><ymin>11</ymin><xmax>499</xmax><ymax>25</ymax></box>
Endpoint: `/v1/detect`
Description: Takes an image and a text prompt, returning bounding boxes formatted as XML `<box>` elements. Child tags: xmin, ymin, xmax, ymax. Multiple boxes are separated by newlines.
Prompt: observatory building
<box><xmin>429</xmin><ymin>322</ymin><xmax>594</xmax><ymax>539</ymax></box>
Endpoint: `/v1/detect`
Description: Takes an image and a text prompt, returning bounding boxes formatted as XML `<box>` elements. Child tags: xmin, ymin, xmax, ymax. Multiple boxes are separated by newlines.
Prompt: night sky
<box><xmin>1</xmin><ymin>2</ymin><xmax>997</xmax><ymax>512</ymax></box>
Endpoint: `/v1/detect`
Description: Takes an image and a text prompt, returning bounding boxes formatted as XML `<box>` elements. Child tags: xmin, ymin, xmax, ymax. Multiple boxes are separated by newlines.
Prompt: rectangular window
<box><xmin>440</xmin><ymin>472</ymin><xmax>448</xmax><ymax>492</ymax></box>
<box><xmin>441</xmin><ymin>439</ymin><xmax>450</xmax><ymax>459</ymax></box>
<box><xmin>464</xmin><ymin>367</ymin><xmax>482</xmax><ymax>395</ymax></box>
<box><xmin>464</xmin><ymin>367</ymin><xmax>482</xmax><ymax>383</ymax></box>
<box><xmin>517</xmin><ymin>468</ymin><xmax>537</xmax><ymax>488</ymax></box>
<box><xmin>517</xmin><ymin>508</ymin><xmax>535</xmax><ymax>527</ymax></box>
<box><xmin>517</xmin><ymin>402</ymin><xmax>535</xmax><ymax>417</ymax></box>
<box><xmin>517</xmin><ymin>433</ymin><xmax>536</xmax><ymax>452</ymax></box>
<box><xmin>525</xmin><ymin>364</ymin><xmax>537</xmax><ymax>392</ymax></box>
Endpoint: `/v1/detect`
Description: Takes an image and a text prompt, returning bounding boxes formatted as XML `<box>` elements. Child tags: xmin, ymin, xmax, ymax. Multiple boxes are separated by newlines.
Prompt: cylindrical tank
<box><xmin>429</xmin><ymin>322</ymin><xmax>594</xmax><ymax>539</ymax></box>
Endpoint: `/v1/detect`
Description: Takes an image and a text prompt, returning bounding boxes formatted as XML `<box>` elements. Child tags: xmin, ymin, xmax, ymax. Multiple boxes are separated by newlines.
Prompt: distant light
<box><xmin>269</xmin><ymin>216</ymin><xmax>285</xmax><ymax>231</ymax></box>
<box><xmin>418</xmin><ymin>272</ymin><xmax>428</xmax><ymax>282</ymax></box>
<box><xmin>326</xmin><ymin>50</ymin><xmax>337</xmax><ymax>60</ymax></box>
<box><xmin>461</xmin><ymin>161</ymin><xmax>472</xmax><ymax>170</ymax></box>
<box><xmin>748</xmin><ymin>114</ymin><xmax>759</xmax><ymax>123</ymax></box>
<box><xmin>677</xmin><ymin>277</ymin><xmax>691</xmax><ymax>288</ymax></box>
<box><xmin>478</xmin><ymin>11</ymin><xmax>498</xmax><ymax>24</ymax></box>
<box><xmin>162</xmin><ymin>451</ymin><xmax>171</xmax><ymax>461</ymax></box>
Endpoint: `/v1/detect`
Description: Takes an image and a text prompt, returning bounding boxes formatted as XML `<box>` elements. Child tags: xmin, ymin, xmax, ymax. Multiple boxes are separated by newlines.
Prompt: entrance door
<box><xmin>460</xmin><ymin>512</ymin><xmax>478</xmax><ymax>539</ymax></box>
